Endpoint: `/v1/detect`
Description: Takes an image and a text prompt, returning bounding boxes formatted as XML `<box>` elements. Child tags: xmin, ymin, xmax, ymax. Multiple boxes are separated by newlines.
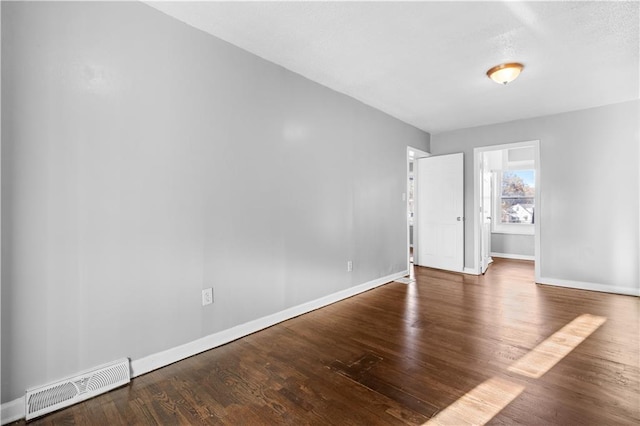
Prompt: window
<box><xmin>493</xmin><ymin>170</ymin><xmax>535</xmax><ymax>234</ymax></box>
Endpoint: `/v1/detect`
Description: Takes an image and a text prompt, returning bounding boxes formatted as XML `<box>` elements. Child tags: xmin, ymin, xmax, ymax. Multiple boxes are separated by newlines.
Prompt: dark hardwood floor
<box><xmin>14</xmin><ymin>258</ymin><xmax>640</xmax><ymax>425</ymax></box>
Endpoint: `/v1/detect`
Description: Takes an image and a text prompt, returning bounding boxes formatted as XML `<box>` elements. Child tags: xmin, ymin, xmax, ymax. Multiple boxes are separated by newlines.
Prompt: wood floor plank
<box><xmin>11</xmin><ymin>258</ymin><xmax>639</xmax><ymax>425</ymax></box>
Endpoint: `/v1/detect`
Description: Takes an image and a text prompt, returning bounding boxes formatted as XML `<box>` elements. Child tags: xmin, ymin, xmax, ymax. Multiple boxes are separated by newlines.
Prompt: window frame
<box><xmin>492</xmin><ymin>170</ymin><xmax>535</xmax><ymax>235</ymax></box>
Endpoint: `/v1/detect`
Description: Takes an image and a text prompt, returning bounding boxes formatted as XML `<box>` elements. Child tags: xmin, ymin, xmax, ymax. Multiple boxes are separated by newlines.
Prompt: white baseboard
<box><xmin>0</xmin><ymin>398</ymin><xmax>23</xmax><ymax>425</ymax></box>
<box><xmin>538</xmin><ymin>276</ymin><xmax>640</xmax><ymax>297</ymax></box>
<box><xmin>491</xmin><ymin>252</ymin><xmax>535</xmax><ymax>261</ymax></box>
<box><xmin>462</xmin><ymin>267</ymin><xmax>480</xmax><ymax>275</ymax></box>
<box><xmin>131</xmin><ymin>270</ymin><xmax>405</xmax><ymax>377</ymax></box>
<box><xmin>1</xmin><ymin>270</ymin><xmax>406</xmax><ymax>425</ymax></box>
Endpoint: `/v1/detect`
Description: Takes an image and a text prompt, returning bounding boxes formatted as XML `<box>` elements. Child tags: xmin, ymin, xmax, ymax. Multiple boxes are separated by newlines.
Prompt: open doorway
<box><xmin>407</xmin><ymin>146</ymin><xmax>429</xmax><ymax>274</ymax></box>
<box><xmin>474</xmin><ymin>141</ymin><xmax>540</xmax><ymax>279</ymax></box>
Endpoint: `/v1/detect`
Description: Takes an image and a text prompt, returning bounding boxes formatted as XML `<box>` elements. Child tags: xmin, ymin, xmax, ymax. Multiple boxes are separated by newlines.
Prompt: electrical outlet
<box><xmin>202</xmin><ymin>288</ymin><xmax>213</xmax><ymax>306</ymax></box>
<box><xmin>347</xmin><ymin>260</ymin><xmax>353</xmax><ymax>272</ymax></box>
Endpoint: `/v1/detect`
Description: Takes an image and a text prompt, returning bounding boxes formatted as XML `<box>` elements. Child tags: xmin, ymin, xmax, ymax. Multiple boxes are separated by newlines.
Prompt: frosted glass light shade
<box><xmin>487</xmin><ymin>63</ymin><xmax>524</xmax><ymax>85</ymax></box>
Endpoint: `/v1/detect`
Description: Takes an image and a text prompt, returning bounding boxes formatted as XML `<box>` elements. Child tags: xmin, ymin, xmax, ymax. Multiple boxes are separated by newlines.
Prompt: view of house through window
<box><xmin>500</xmin><ymin>170</ymin><xmax>535</xmax><ymax>225</ymax></box>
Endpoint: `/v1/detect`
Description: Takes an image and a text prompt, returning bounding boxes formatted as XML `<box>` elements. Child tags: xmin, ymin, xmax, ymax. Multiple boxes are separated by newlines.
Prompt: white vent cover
<box><xmin>25</xmin><ymin>358</ymin><xmax>130</xmax><ymax>420</ymax></box>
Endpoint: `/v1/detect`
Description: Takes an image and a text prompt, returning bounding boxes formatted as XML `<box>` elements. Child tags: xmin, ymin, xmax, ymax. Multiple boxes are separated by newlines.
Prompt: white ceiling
<box><xmin>146</xmin><ymin>1</ymin><xmax>639</xmax><ymax>134</ymax></box>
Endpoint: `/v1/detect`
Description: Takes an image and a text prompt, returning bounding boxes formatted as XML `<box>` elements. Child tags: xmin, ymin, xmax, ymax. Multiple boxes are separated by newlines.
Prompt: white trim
<box><xmin>533</xmin><ymin>141</ymin><xmax>541</xmax><ymax>282</ymax></box>
<box><xmin>491</xmin><ymin>226</ymin><xmax>534</xmax><ymax>235</ymax></box>
<box><xmin>538</xmin><ymin>276</ymin><xmax>640</xmax><ymax>297</ymax></box>
<box><xmin>491</xmin><ymin>252</ymin><xmax>535</xmax><ymax>261</ymax></box>
<box><xmin>463</xmin><ymin>267</ymin><xmax>480</xmax><ymax>275</ymax></box>
<box><xmin>131</xmin><ymin>270</ymin><xmax>406</xmax><ymax>377</ymax></box>
<box><xmin>0</xmin><ymin>398</ymin><xmax>23</xmax><ymax>425</ymax></box>
<box><xmin>1</xmin><ymin>270</ymin><xmax>406</xmax><ymax>424</ymax></box>
<box><xmin>407</xmin><ymin>146</ymin><xmax>430</xmax><ymax>272</ymax></box>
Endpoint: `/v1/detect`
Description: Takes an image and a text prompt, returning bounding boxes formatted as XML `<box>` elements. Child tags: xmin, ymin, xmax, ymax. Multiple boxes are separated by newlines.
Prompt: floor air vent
<box><xmin>25</xmin><ymin>358</ymin><xmax>130</xmax><ymax>420</ymax></box>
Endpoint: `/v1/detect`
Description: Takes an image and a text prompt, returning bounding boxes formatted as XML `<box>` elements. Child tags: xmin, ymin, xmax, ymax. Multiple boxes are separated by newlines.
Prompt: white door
<box><xmin>480</xmin><ymin>158</ymin><xmax>493</xmax><ymax>273</ymax></box>
<box><xmin>415</xmin><ymin>153</ymin><xmax>464</xmax><ymax>272</ymax></box>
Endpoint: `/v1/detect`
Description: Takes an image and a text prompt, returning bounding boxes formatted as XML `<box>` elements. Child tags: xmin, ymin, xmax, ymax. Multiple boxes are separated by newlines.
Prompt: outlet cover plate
<box><xmin>202</xmin><ymin>288</ymin><xmax>213</xmax><ymax>306</ymax></box>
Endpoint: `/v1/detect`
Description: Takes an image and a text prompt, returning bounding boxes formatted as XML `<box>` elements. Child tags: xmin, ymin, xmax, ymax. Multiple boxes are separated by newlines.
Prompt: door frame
<box><xmin>407</xmin><ymin>146</ymin><xmax>430</xmax><ymax>272</ymax></box>
<box><xmin>479</xmin><ymin>153</ymin><xmax>493</xmax><ymax>274</ymax></box>
<box><xmin>473</xmin><ymin>140</ymin><xmax>541</xmax><ymax>280</ymax></box>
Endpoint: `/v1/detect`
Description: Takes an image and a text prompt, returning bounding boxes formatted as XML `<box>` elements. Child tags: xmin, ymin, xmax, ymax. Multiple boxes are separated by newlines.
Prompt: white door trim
<box><xmin>407</xmin><ymin>146</ymin><xmax>430</xmax><ymax>272</ymax></box>
<box><xmin>473</xmin><ymin>140</ymin><xmax>540</xmax><ymax>281</ymax></box>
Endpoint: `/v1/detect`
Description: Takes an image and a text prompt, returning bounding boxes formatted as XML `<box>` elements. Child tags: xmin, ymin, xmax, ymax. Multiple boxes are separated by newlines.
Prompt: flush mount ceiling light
<box><xmin>486</xmin><ymin>62</ymin><xmax>524</xmax><ymax>85</ymax></box>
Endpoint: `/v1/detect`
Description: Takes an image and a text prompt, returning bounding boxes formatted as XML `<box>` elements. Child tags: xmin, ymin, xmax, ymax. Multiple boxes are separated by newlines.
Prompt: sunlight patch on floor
<box><xmin>507</xmin><ymin>314</ymin><xmax>607</xmax><ymax>378</ymax></box>
<box><xmin>424</xmin><ymin>377</ymin><xmax>525</xmax><ymax>426</ymax></box>
<box><xmin>423</xmin><ymin>313</ymin><xmax>607</xmax><ymax>425</ymax></box>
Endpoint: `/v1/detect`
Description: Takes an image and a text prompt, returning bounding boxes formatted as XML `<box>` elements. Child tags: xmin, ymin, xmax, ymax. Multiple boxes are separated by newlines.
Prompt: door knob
<box><xmin>457</xmin><ymin>217</ymin><xmax>462</xmax><ymax>221</ymax></box>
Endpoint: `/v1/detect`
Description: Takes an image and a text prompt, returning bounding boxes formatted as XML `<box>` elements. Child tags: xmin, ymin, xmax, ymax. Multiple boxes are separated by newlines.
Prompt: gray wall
<box><xmin>1</xmin><ymin>1</ymin><xmax>429</xmax><ymax>402</ymax></box>
<box><xmin>431</xmin><ymin>100</ymin><xmax>639</xmax><ymax>293</ymax></box>
<box><xmin>491</xmin><ymin>234</ymin><xmax>534</xmax><ymax>257</ymax></box>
